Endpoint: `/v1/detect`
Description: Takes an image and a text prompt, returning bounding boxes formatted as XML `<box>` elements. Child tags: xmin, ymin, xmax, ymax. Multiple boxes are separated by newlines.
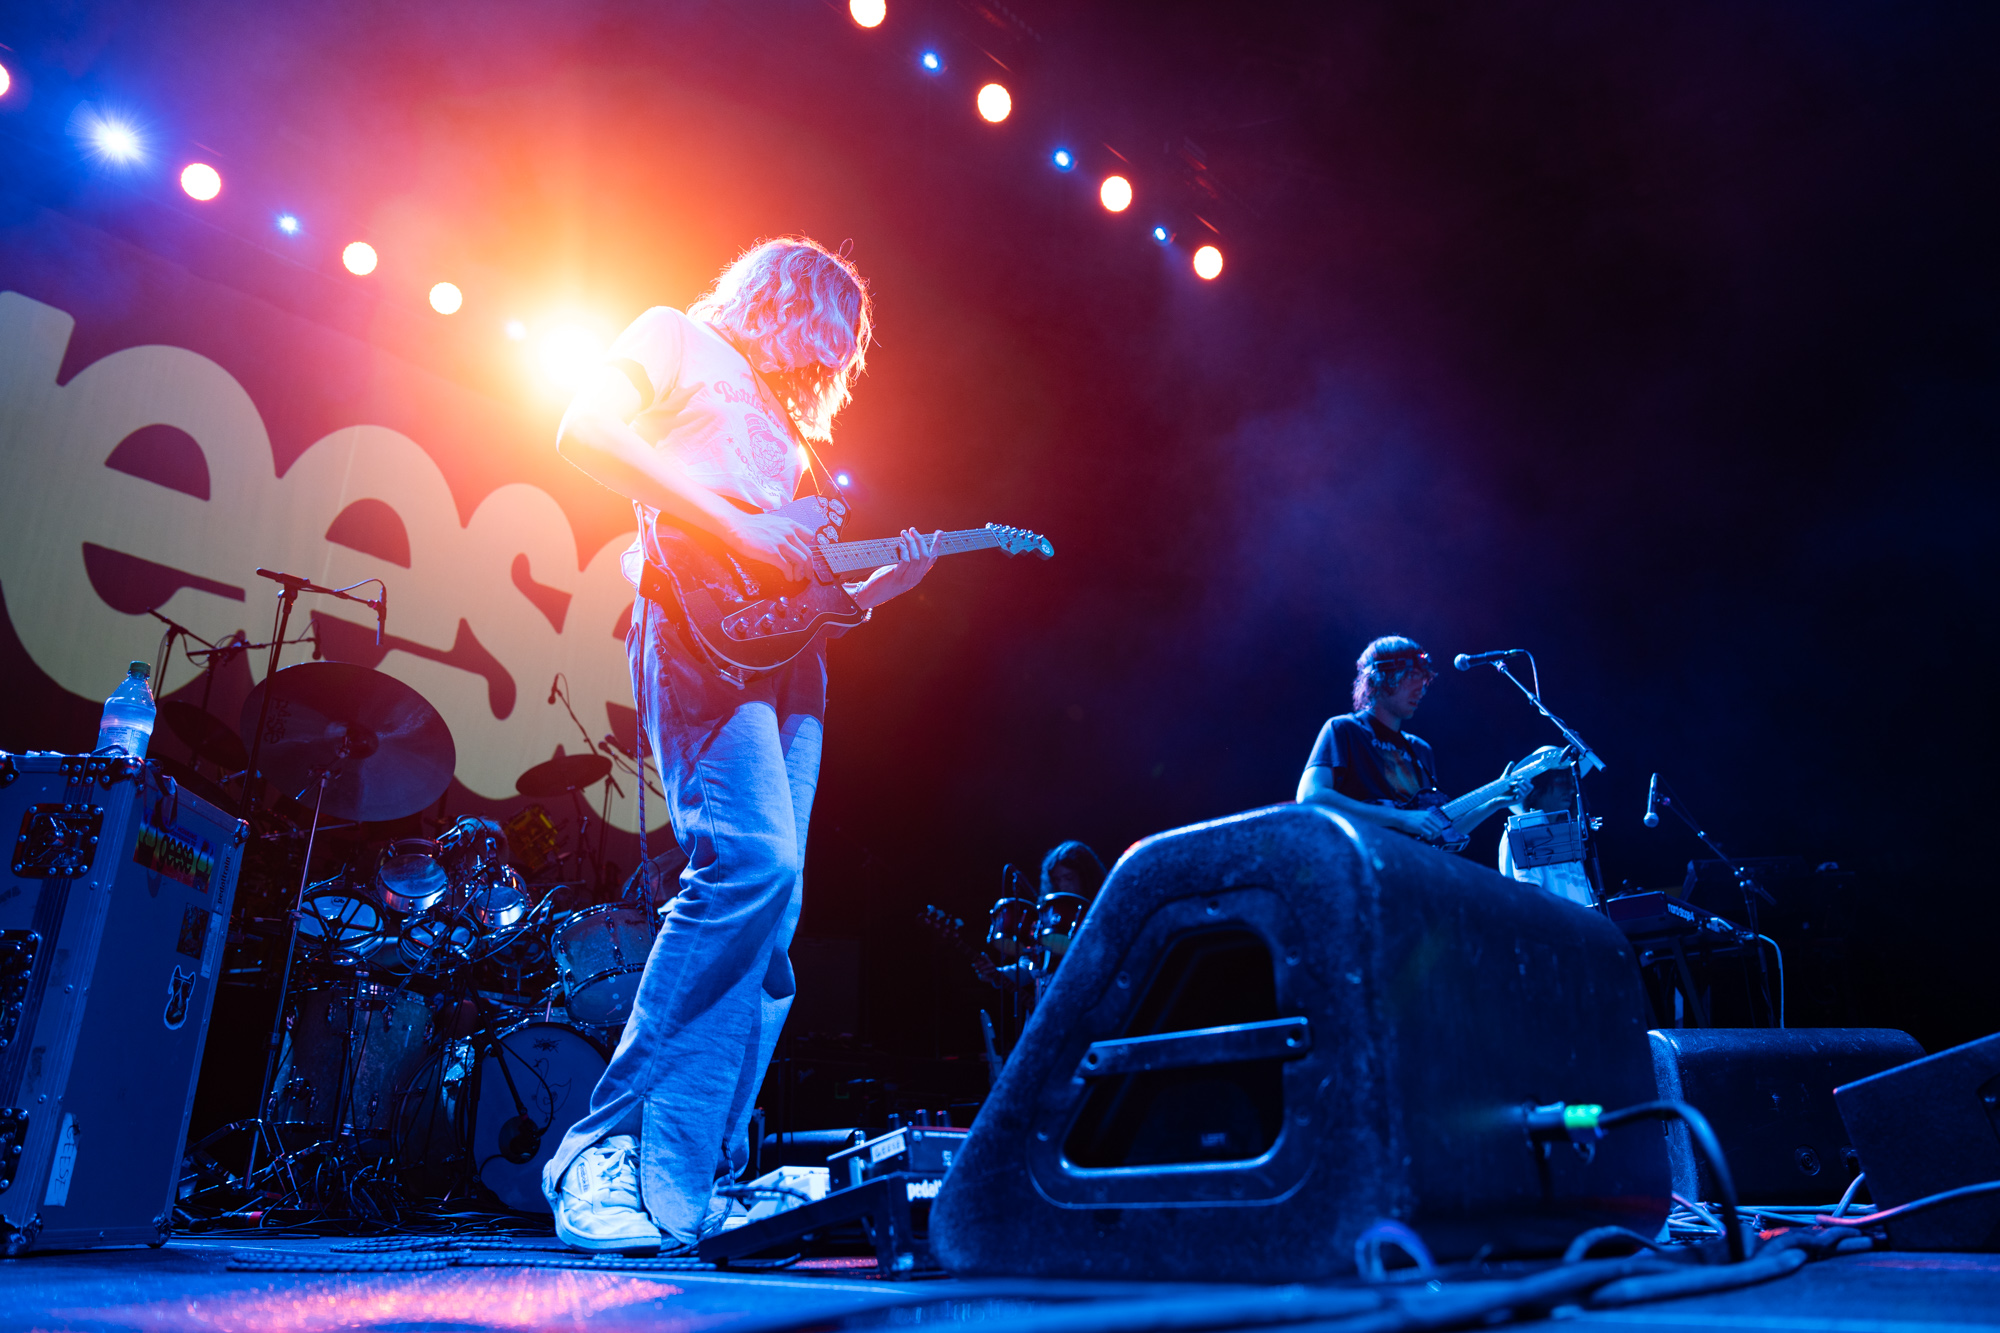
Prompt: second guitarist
<box><xmin>1296</xmin><ymin>635</ymin><xmax>1526</xmax><ymax>846</ymax></box>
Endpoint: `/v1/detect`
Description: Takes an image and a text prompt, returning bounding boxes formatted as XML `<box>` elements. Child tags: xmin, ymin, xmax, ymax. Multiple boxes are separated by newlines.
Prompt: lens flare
<box><xmin>1099</xmin><ymin>175</ymin><xmax>1132</xmax><ymax>213</ymax></box>
<box><xmin>849</xmin><ymin>0</ymin><xmax>886</xmax><ymax>27</ymax></box>
<box><xmin>342</xmin><ymin>242</ymin><xmax>378</xmax><ymax>276</ymax></box>
<box><xmin>538</xmin><ymin>325</ymin><xmax>607</xmax><ymax>389</ymax></box>
<box><xmin>504</xmin><ymin>319</ymin><xmax>528</xmax><ymax>341</ymax></box>
<box><xmin>429</xmin><ymin>282</ymin><xmax>463</xmax><ymax>315</ymax></box>
<box><xmin>976</xmin><ymin>83</ymin><xmax>1012</xmax><ymax>123</ymax></box>
<box><xmin>1193</xmin><ymin>245</ymin><xmax>1224</xmax><ymax>280</ymax></box>
<box><xmin>179</xmin><ymin>163</ymin><xmax>221</xmax><ymax>201</ymax></box>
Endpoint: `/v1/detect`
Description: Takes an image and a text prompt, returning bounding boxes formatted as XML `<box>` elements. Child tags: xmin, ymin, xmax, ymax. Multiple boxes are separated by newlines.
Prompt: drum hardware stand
<box><xmin>1641</xmin><ymin>776</ymin><xmax>1780</xmax><ymax>1024</ymax></box>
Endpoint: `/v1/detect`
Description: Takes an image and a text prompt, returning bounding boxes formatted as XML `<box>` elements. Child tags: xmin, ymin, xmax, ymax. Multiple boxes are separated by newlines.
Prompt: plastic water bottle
<box><xmin>96</xmin><ymin>661</ymin><xmax>156</xmax><ymax>758</ymax></box>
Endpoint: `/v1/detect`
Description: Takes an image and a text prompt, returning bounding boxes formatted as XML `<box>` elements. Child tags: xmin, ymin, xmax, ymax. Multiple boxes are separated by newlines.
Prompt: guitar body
<box><xmin>1376</xmin><ymin>744</ymin><xmax>1579</xmax><ymax>854</ymax></box>
<box><xmin>643</xmin><ymin>496</ymin><xmax>864</xmax><ymax>673</ymax></box>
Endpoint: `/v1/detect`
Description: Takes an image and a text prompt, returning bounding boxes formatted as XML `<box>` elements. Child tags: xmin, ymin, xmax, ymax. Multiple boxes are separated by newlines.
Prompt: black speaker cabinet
<box><xmin>1648</xmin><ymin>1028</ymin><xmax>1923</xmax><ymax>1205</ymax></box>
<box><xmin>1835</xmin><ymin>1032</ymin><xmax>2000</xmax><ymax>1251</ymax></box>
<box><xmin>930</xmin><ymin>804</ymin><xmax>1669</xmax><ymax>1281</ymax></box>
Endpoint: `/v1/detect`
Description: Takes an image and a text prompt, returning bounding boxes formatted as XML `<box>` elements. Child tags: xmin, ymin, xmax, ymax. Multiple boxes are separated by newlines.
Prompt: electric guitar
<box><xmin>1386</xmin><ymin>744</ymin><xmax>1578</xmax><ymax>852</ymax></box>
<box><xmin>640</xmin><ymin>496</ymin><xmax>1054</xmax><ymax>672</ymax></box>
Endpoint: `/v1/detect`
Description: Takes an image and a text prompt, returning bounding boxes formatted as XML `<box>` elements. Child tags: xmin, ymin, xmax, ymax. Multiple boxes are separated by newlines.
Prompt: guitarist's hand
<box><xmin>852</xmin><ymin>528</ymin><xmax>941</xmax><ymax>610</ymax></box>
<box><xmin>1394</xmin><ymin>807</ymin><xmax>1453</xmax><ymax>842</ymax></box>
<box><xmin>727</xmin><ymin>511</ymin><xmax>816</xmax><ymax>581</ymax></box>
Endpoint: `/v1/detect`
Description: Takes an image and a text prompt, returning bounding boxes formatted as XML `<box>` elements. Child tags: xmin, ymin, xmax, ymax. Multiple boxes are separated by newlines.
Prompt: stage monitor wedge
<box><xmin>931</xmin><ymin>803</ymin><xmax>1670</xmax><ymax>1282</ymax></box>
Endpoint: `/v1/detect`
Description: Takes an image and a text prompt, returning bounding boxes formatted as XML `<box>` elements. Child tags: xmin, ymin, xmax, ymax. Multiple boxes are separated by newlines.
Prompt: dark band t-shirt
<box><xmin>1305</xmin><ymin>712</ymin><xmax>1439</xmax><ymax>807</ymax></box>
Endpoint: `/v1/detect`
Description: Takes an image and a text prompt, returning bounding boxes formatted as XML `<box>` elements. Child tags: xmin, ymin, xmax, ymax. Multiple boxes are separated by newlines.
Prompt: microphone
<box><xmin>548</xmin><ymin>676</ymin><xmax>561</xmax><ymax>706</ymax></box>
<box><xmin>1453</xmin><ymin>649</ymin><xmax>1527</xmax><ymax>671</ymax></box>
<box><xmin>1644</xmin><ymin>773</ymin><xmax>1661</xmax><ymax>828</ymax></box>
<box><xmin>374</xmin><ymin>584</ymin><xmax>387</xmax><ymax>647</ymax></box>
<box><xmin>255</xmin><ymin>567</ymin><xmax>312</xmax><ymax>588</ymax></box>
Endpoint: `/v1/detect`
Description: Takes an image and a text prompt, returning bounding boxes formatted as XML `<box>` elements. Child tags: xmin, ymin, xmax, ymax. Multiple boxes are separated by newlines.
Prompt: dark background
<box><xmin>2</xmin><ymin>1</ymin><xmax>1995</xmax><ymax>1071</ymax></box>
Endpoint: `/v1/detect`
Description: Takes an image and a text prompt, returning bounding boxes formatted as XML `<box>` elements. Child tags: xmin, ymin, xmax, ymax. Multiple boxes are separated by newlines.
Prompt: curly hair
<box><xmin>688</xmin><ymin>236</ymin><xmax>872</xmax><ymax>443</ymax></box>
<box><xmin>1351</xmin><ymin>635</ymin><xmax>1433</xmax><ymax>712</ymax></box>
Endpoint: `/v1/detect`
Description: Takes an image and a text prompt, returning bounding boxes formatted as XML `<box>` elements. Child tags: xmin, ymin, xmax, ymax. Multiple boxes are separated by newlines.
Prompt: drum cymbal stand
<box><xmin>242</xmin><ymin>761</ymin><xmax>341</xmax><ymax>1193</ymax></box>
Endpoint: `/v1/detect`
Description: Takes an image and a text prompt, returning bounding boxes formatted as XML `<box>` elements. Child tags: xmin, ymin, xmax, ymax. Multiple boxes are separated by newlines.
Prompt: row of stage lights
<box><xmin>0</xmin><ymin>10</ymin><xmax>1224</xmax><ymax>391</ymax></box>
<box><xmin>848</xmin><ymin>0</ymin><xmax>1225</xmax><ymax>280</ymax></box>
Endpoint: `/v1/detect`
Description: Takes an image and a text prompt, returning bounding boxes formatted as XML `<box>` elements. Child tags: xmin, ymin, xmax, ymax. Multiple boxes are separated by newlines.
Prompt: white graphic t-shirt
<box><xmin>608</xmin><ymin>307</ymin><xmax>809</xmax><ymax>586</ymax></box>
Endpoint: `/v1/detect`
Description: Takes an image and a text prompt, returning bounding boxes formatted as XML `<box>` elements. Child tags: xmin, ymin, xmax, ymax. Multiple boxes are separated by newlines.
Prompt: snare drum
<box><xmin>439</xmin><ymin>815</ymin><xmax>508</xmax><ymax>884</ymax></box>
<box><xmin>376</xmin><ymin>838</ymin><xmax>448</xmax><ymax>914</ymax></box>
<box><xmin>551</xmin><ymin>902</ymin><xmax>657</xmax><ymax>1026</ymax></box>
<box><xmin>1036</xmin><ymin>892</ymin><xmax>1089</xmax><ymax>959</ymax></box>
<box><xmin>272</xmin><ymin>982</ymin><xmax>432</xmax><ymax>1137</ymax></box>
<box><xmin>986</xmin><ymin>897</ymin><xmax>1036</xmax><ymax>962</ymax></box>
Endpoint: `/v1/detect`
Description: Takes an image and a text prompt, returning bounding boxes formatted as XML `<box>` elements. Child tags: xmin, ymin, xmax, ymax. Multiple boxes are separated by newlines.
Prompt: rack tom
<box><xmin>439</xmin><ymin>815</ymin><xmax>508</xmax><ymax>884</ymax></box>
<box><xmin>376</xmin><ymin>838</ymin><xmax>448</xmax><ymax>914</ymax></box>
<box><xmin>552</xmin><ymin>902</ymin><xmax>657</xmax><ymax>1026</ymax></box>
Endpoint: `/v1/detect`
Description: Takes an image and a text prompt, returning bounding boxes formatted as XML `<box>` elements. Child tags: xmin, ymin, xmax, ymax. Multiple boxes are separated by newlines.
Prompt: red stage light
<box><xmin>1193</xmin><ymin>245</ymin><xmax>1223</xmax><ymax>280</ymax></box>
<box><xmin>1100</xmin><ymin>175</ymin><xmax>1132</xmax><ymax>213</ymax></box>
<box><xmin>849</xmin><ymin>0</ymin><xmax>886</xmax><ymax>27</ymax></box>
<box><xmin>977</xmin><ymin>83</ymin><xmax>1012</xmax><ymax>124</ymax></box>
<box><xmin>539</xmin><ymin>325</ymin><xmax>607</xmax><ymax>389</ymax></box>
<box><xmin>430</xmin><ymin>282</ymin><xmax>463</xmax><ymax>315</ymax></box>
<box><xmin>342</xmin><ymin>242</ymin><xmax>378</xmax><ymax>276</ymax></box>
<box><xmin>179</xmin><ymin>163</ymin><xmax>221</xmax><ymax>201</ymax></box>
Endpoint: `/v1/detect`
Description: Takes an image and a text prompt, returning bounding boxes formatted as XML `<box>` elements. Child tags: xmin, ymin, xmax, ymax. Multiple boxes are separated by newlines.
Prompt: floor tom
<box><xmin>271</xmin><ymin>982</ymin><xmax>432</xmax><ymax>1138</ymax></box>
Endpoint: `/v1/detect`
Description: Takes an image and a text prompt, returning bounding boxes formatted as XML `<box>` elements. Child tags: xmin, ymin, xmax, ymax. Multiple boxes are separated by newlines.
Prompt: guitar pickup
<box><xmin>720</xmin><ymin>597</ymin><xmax>813</xmax><ymax>641</ymax></box>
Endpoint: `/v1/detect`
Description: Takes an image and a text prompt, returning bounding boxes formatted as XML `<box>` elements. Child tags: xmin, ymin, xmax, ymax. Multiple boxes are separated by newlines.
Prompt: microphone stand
<box><xmin>242</xmin><ymin>569</ymin><xmax>386</xmax><ymax>818</ymax></box>
<box><xmin>1476</xmin><ymin>654</ymin><xmax>1607</xmax><ymax>901</ymax></box>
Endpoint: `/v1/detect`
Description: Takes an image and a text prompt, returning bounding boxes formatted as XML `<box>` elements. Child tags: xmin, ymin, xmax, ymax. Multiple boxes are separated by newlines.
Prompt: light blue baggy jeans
<box><xmin>542</xmin><ymin>600</ymin><xmax>825</xmax><ymax>1243</ymax></box>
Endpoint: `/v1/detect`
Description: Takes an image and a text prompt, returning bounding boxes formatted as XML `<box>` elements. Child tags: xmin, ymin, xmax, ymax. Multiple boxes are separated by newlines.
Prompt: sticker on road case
<box><xmin>135</xmin><ymin>820</ymin><xmax>216</xmax><ymax>892</ymax></box>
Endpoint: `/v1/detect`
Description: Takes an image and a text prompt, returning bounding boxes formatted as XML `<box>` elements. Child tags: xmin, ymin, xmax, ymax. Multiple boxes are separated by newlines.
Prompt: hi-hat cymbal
<box><xmin>161</xmin><ymin>701</ymin><xmax>249</xmax><ymax>772</ymax></box>
<box><xmin>240</xmin><ymin>663</ymin><xmax>455</xmax><ymax>823</ymax></box>
<box><xmin>515</xmin><ymin>752</ymin><xmax>613</xmax><ymax>797</ymax></box>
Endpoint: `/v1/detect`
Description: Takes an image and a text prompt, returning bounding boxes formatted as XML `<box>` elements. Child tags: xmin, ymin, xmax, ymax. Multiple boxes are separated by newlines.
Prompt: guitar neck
<box><xmin>1440</xmin><ymin>775</ymin><xmax>1512</xmax><ymax>826</ymax></box>
<box><xmin>820</xmin><ymin>528</ymin><xmax>1002</xmax><ymax>575</ymax></box>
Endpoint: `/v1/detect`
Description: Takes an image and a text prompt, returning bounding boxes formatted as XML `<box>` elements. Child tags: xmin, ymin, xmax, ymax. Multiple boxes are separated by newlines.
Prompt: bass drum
<box><xmin>472</xmin><ymin>1022</ymin><xmax>608</xmax><ymax>1213</ymax></box>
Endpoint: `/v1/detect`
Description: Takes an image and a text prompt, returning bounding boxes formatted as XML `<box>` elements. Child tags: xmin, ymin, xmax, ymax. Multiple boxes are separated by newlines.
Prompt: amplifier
<box><xmin>0</xmin><ymin>753</ymin><xmax>245</xmax><ymax>1254</ymax></box>
<box><xmin>1836</xmin><ymin>1031</ymin><xmax>2000</xmax><ymax>1250</ymax></box>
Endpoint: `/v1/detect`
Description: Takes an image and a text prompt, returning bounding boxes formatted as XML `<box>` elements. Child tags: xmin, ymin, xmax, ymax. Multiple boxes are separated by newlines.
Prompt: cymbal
<box><xmin>161</xmin><ymin>701</ymin><xmax>249</xmax><ymax>772</ymax></box>
<box><xmin>516</xmin><ymin>752</ymin><xmax>613</xmax><ymax>797</ymax></box>
<box><xmin>240</xmin><ymin>663</ymin><xmax>455</xmax><ymax>823</ymax></box>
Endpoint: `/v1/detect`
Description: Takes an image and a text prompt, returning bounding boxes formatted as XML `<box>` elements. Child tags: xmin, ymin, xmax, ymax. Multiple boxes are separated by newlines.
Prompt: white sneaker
<box><xmin>553</xmin><ymin>1135</ymin><xmax>662</xmax><ymax>1253</ymax></box>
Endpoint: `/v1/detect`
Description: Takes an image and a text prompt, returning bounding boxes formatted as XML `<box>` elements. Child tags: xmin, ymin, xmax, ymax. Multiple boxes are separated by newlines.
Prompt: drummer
<box><xmin>974</xmin><ymin>840</ymin><xmax>1105</xmax><ymax>1004</ymax></box>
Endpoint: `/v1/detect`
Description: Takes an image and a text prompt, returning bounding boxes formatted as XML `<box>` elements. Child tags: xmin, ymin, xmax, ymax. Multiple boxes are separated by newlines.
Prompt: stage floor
<box><xmin>2</xmin><ymin>1233</ymin><xmax>1997</xmax><ymax>1333</ymax></box>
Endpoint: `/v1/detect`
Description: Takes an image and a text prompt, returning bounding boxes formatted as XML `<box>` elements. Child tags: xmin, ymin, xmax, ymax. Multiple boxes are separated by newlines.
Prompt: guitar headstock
<box><xmin>986</xmin><ymin>523</ymin><xmax>1055</xmax><ymax>559</ymax></box>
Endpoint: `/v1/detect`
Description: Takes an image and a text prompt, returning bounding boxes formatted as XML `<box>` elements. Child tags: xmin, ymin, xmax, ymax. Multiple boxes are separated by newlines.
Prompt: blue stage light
<box><xmin>83</xmin><ymin>115</ymin><xmax>144</xmax><ymax>164</ymax></box>
<box><xmin>920</xmin><ymin>50</ymin><xmax>941</xmax><ymax>72</ymax></box>
<box><xmin>1153</xmin><ymin>225</ymin><xmax>1171</xmax><ymax>243</ymax></box>
<box><xmin>277</xmin><ymin>214</ymin><xmax>301</xmax><ymax>235</ymax></box>
<box><xmin>1052</xmin><ymin>148</ymin><xmax>1074</xmax><ymax>171</ymax></box>
<box><xmin>835</xmin><ymin>472</ymin><xmax>852</xmax><ymax>488</ymax></box>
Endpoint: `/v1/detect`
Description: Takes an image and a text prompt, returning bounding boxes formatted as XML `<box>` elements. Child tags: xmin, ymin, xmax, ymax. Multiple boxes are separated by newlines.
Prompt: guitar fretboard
<box><xmin>818</xmin><ymin>528</ymin><xmax>1003</xmax><ymax>575</ymax></box>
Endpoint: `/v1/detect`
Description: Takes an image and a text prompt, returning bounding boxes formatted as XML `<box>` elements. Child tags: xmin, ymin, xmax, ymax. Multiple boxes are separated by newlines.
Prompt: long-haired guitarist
<box><xmin>545</xmin><ymin>238</ymin><xmax>938</xmax><ymax>1254</ymax></box>
<box><xmin>1296</xmin><ymin>635</ymin><xmax>1525</xmax><ymax>844</ymax></box>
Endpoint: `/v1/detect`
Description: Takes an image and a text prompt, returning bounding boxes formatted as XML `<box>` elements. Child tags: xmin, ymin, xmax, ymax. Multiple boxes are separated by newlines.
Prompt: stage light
<box><xmin>538</xmin><ymin>325</ymin><xmax>607</xmax><ymax>390</ymax></box>
<box><xmin>921</xmin><ymin>50</ymin><xmax>942</xmax><ymax>72</ymax></box>
<box><xmin>429</xmin><ymin>282</ymin><xmax>463</xmax><ymax>315</ymax></box>
<box><xmin>86</xmin><ymin>117</ymin><xmax>143</xmax><ymax>164</ymax></box>
<box><xmin>1099</xmin><ymin>175</ymin><xmax>1132</xmax><ymax>213</ymax></box>
<box><xmin>835</xmin><ymin>472</ymin><xmax>852</xmax><ymax>487</ymax></box>
<box><xmin>342</xmin><ymin>241</ymin><xmax>378</xmax><ymax>276</ymax></box>
<box><xmin>0</xmin><ymin>64</ymin><xmax>11</xmax><ymax>98</ymax></box>
<box><xmin>1193</xmin><ymin>244</ymin><xmax>1224</xmax><ymax>280</ymax></box>
<box><xmin>1152</xmin><ymin>225</ymin><xmax>1171</xmax><ymax>243</ymax></box>
<box><xmin>976</xmin><ymin>83</ymin><xmax>1011</xmax><ymax>123</ymax></box>
<box><xmin>276</xmin><ymin>214</ymin><xmax>301</xmax><ymax>235</ymax></box>
<box><xmin>849</xmin><ymin>0</ymin><xmax>886</xmax><ymax>27</ymax></box>
<box><xmin>1052</xmin><ymin>148</ymin><xmax>1074</xmax><ymax>171</ymax></box>
<box><xmin>505</xmin><ymin>319</ymin><xmax>527</xmax><ymax>341</ymax></box>
<box><xmin>179</xmin><ymin>163</ymin><xmax>221</xmax><ymax>201</ymax></box>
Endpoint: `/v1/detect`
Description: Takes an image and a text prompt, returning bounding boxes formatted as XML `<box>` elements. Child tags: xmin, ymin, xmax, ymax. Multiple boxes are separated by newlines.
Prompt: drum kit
<box><xmin>983</xmin><ymin>881</ymin><xmax>1093</xmax><ymax>975</ymax></box>
<box><xmin>163</xmin><ymin>658</ymin><xmax>661</xmax><ymax>1216</ymax></box>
